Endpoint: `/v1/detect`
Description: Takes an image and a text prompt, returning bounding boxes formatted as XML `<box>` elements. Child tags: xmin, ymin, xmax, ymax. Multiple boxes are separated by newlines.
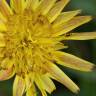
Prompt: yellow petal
<box><xmin>1</xmin><ymin>57</ymin><xmax>14</xmax><ymax>69</ymax></box>
<box><xmin>62</xmin><ymin>32</ymin><xmax>96</xmax><ymax>40</ymax></box>
<box><xmin>0</xmin><ymin>12</ymin><xmax>7</xmax><ymax>22</ymax></box>
<box><xmin>0</xmin><ymin>68</ymin><xmax>15</xmax><ymax>81</ymax></box>
<box><xmin>45</xmin><ymin>61</ymin><xmax>80</xmax><ymax>93</ymax></box>
<box><xmin>52</xmin><ymin>16</ymin><xmax>92</xmax><ymax>37</ymax></box>
<box><xmin>25</xmin><ymin>75</ymin><xmax>31</xmax><ymax>91</ymax></box>
<box><xmin>37</xmin><ymin>37</ymin><xmax>59</xmax><ymax>45</ymax></box>
<box><xmin>0</xmin><ymin>21</ymin><xmax>7</xmax><ymax>31</ymax></box>
<box><xmin>53</xmin><ymin>10</ymin><xmax>81</xmax><ymax>27</ymax></box>
<box><xmin>0</xmin><ymin>0</ymin><xmax>13</xmax><ymax>17</ymax></box>
<box><xmin>0</xmin><ymin>32</ymin><xmax>5</xmax><ymax>47</ymax></box>
<box><xmin>0</xmin><ymin>41</ymin><xmax>5</xmax><ymax>47</ymax></box>
<box><xmin>37</xmin><ymin>0</ymin><xmax>56</xmax><ymax>15</ymax></box>
<box><xmin>26</xmin><ymin>84</ymin><xmax>37</xmax><ymax>96</ymax></box>
<box><xmin>53</xmin><ymin>42</ymin><xmax>67</xmax><ymax>50</ymax></box>
<box><xmin>35</xmin><ymin>74</ymin><xmax>48</xmax><ymax>96</ymax></box>
<box><xmin>47</xmin><ymin>0</ymin><xmax>70</xmax><ymax>23</ymax></box>
<box><xmin>52</xmin><ymin>51</ymin><xmax>95</xmax><ymax>72</ymax></box>
<box><xmin>26</xmin><ymin>0</ymin><xmax>39</xmax><ymax>11</ymax></box>
<box><xmin>41</xmin><ymin>74</ymin><xmax>56</xmax><ymax>94</ymax></box>
<box><xmin>10</xmin><ymin>0</ymin><xmax>26</xmax><ymax>13</ymax></box>
<box><xmin>13</xmin><ymin>75</ymin><xmax>25</xmax><ymax>96</ymax></box>
<box><xmin>25</xmin><ymin>73</ymin><xmax>34</xmax><ymax>91</ymax></box>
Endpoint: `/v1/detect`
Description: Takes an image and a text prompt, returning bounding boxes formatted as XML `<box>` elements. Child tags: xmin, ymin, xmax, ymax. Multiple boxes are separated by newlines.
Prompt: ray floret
<box><xmin>0</xmin><ymin>0</ymin><xmax>96</xmax><ymax>96</ymax></box>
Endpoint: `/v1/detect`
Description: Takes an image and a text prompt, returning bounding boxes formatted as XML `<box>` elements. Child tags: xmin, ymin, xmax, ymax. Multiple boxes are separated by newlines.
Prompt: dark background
<box><xmin>0</xmin><ymin>0</ymin><xmax>96</xmax><ymax>96</ymax></box>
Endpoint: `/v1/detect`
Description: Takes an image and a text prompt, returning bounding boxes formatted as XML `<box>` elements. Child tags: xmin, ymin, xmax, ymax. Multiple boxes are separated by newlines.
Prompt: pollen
<box><xmin>0</xmin><ymin>0</ymin><xmax>96</xmax><ymax>96</ymax></box>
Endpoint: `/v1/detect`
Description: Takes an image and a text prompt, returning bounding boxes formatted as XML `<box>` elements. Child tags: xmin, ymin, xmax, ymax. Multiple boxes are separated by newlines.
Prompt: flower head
<box><xmin>0</xmin><ymin>0</ymin><xmax>96</xmax><ymax>96</ymax></box>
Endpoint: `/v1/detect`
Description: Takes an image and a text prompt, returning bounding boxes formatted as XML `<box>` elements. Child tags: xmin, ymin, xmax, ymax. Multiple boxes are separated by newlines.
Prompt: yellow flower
<box><xmin>0</xmin><ymin>0</ymin><xmax>96</xmax><ymax>96</ymax></box>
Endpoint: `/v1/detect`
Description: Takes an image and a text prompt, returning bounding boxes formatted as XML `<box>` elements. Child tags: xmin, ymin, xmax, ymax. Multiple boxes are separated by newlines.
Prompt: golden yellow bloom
<box><xmin>0</xmin><ymin>0</ymin><xmax>96</xmax><ymax>96</ymax></box>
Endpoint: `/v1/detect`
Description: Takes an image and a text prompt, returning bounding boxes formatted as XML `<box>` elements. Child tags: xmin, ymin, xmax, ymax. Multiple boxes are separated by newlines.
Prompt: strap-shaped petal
<box><xmin>0</xmin><ymin>21</ymin><xmax>7</xmax><ymax>31</ymax></box>
<box><xmin>52</xmin><ymin>51</ymin><xmax>95</xmax><ymax>72</ymax></box>
<box><xmin>25</xmin><ymin>73</ymin><xmax>34</xmax><ymax>91</ymax></box>
<box><xmin>0</xmin><ymin>41</ymin><xmax>5</xmax><ymax>47</ymax></box>
<box><xmin>0</xmin><ymin>33</ymin><xmax>5</xmax><ymax>47</ymax></box>
<box><xmin>13</xmin><ymin>75</ymin><xmax>25</xmax><ymax>96</ymax></box>
<box><xmin>37</xmin><ymin>0</ymin><xmax>56</xmax><ymax>15</ymax></box>
<box><xmin>26</xmin><ymin>84</ymin><xmax>37</xmax><ymax>96</ymax></box>
<box><xmin>10</xmin><ymin>0</ymin><xmax>26</xmax><ymax>13</ymax></box>
<box><xmin>47</xmin><ymin>0</ymin><xmax>70</xmax><ymax>23</ymax></box>
<box><xmin>53</xmin><ymin>42</ymin><xmax>66</xmax><ymax>50</ymax></box>
<box><xmin>41</xmin><ymin>74</ymin><xmax>56</xmax><ymax>94</ymax></box>
<box><xmin>0</xmin><ymin>12</ymin><xmax>7</xmax><ymax>22</ymax></box>
<box><xmin>53</xmin><ymin>10</ymin><xmax>81</xmax><ymax>27</ymax></box>
<box><xmin>52</xmin><ymin>16</ymin><xmax>92</xmax><ymax>37</ymax></box>
<box><xmin>0</xmin><ymin>68</ymin><xmax>15</xmax><ymax>81</ymax></box>
<box><xmin>35</xmin><ymin>74</ymin><xmax>48</xmax><ymax>96</ymax></box>
<box><xmin>26</xmin><ymin>0</ymin><xmax>39</xmax><ymax>11</ymax></box>
<box><xmin>0</xmin><ymin>0</ymin><xmax>13</xmax><ymax>17</ymax></box>
<box><xmin>62</xmin><ymin>32</ymin><xmax>96</xmax><ymax>40</ymax></box>
<box><xmin>1</xmin><ymin>58</ymin><xmax>14</xmax><ymax>69</ymax></box>
<box><xmin>45</xmin><ymin>61</ymin><xmax>80</xmax><ymax>93</ymax></box>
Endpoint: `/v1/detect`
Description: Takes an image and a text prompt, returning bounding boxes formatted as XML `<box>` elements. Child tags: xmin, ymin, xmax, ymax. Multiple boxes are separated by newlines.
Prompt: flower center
<box><xmin>1</xmin><ymin>9</ymin><xmax>54</xmax><ymax>76</ymax></box>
